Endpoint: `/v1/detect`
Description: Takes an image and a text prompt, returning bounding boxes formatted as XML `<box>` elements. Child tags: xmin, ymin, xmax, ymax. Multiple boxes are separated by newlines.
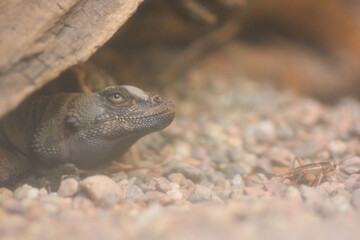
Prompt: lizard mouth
<box><xmin>123</xmin><ymin>107</ymin><xmax>175</xmax><ymax>122</ymax></box>
<box><xmin>89</xmin><ymin>106</ymin><xmax>175</xmax><ymax>126</ymax></box>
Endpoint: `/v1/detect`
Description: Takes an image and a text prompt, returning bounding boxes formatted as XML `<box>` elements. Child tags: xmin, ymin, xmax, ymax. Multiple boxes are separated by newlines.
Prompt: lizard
<box><xmin>0</xmin><ymin>85</ymin><xmax>175</xmax><ymax>190</ymax></box>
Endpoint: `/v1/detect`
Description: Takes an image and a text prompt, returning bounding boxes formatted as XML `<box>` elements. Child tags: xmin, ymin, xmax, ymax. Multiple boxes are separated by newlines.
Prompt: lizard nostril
<box><xmin>153</xmin><ymin>96</ymin><xmax>162</xmax><ymax>104</ymax></box>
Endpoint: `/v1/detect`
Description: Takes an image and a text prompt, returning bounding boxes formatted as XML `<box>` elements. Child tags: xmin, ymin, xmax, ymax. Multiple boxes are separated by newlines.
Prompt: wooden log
<box><xmin>0</xmin><ymin>0</ymin><xmax>143</xmax><ymax>118</ymax></box>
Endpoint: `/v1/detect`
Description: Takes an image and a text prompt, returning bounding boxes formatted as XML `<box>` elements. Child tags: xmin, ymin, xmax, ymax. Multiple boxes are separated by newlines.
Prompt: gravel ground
<box><xmin>2</xmin><ymin>72</ymin><xmax>360</xmax><ymax>240</ymax></box>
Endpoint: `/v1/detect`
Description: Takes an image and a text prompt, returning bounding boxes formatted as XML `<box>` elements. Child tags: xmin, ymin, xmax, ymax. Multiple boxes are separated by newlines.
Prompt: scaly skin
<box><xmin>0</xmin><ymin>86</ymin><xmax>175</xmax><ymax>189</ymax></box>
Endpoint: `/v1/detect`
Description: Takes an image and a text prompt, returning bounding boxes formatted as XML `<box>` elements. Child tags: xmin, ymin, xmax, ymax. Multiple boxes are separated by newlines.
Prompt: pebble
<box><xmin>168</xmin><ymin>173</ymin><xmax>187</xmax><ymax>186</ymax></box>
<box><xmin>231</xmin><ymin>174</ymin><xmax>245</xmax><ymax>188</ymax></box>
<box><xmin>40</xmin><ymin>195</ymin><xmax>61</xmax><ymax>215</ymax></box>
<box><xmin>245</xmin><ymin>120</ymin><xmax>276</xmax><ymax>144</ymax></box>
<box><xmin>327</xmin><ymin>140</ymin><xmax>348</xmax><ymax>156</ymax></box>
<box><xmin>321</xmin><ymin>182</ymin><xmax>346</xmax><ymax>196</ymax></box>
<box><xmin>284</xmin><ymin>186</ymin><xmax>303</xmax><ymax>201</ymax></box>
<box><xmin>126</xmin><ymin>184</ymin><xmax>145</xmax><ymax>201</ymax></box>
<box><xmin>144</xmin><ymin>191</ymin><xmax>166</xmax><ymax>203</ymax></box>
<box><xmin>332</xmin><ymin>194</ymin><xmax>351</xmax><ymax>212</ymax></box>
<box><xmin>80</xmin><ymin>175</ymin><xmax>126</xmax><ymax>207</ymax></box>
<box><xmin>166</xmin><ymin>189</ymin><xmax>183</xmax><ymax>201</ymax></box>
<box><xmin>344</xmin><ymin>174</ymin><xmax>360</xmax><ymax>192</ymax></box>
<box><xmin>300</xmin><ymin>185</ymin><xmax>329</xmax><ymax>209</ymax></box>
<box><xmin>215</xmin><ymin>189</ymin><xmax>232</xmax><ymax>200</ymax></box>
<box><xmin>57</xmin><ymin>178</ymin><xmax>79</xmax><ymax>197</ymax></box>
<box><xmin>111</xmin><ymin>171</ymin><xmax>128</xmax><ymax>182</ymax></box>
<box><xmin>14</xmin><ymin>185</ymin><xmax>39</xmax><ymax>200</ymax></box>
<box><xmin>189</xmin><ymin>185</ymin><xmax>213</xmax><ymax>202</ymax></box>
<box><xmin>264</xmin><ymin>177</ymin><xmax>283</xmax><ymax>195</ymax></box>
<box><xmin>163</xmin><ymin>162</ymin><xmax>205</xmax><ymax>183</ymax></box>
<box><xmin>140</xmin><ymin>179</ymin><xmax>157</xmax><ymax>192</ymax></box>
<box><xmin>2</xmin><ymin>198</ymin><xmax>26</xmax><ymax>214</ymax></box>
<box><xmin>179</xmin><ymin>189</ymin><xmax>190</xmax><ymax>200</ymax></box>
<box><xmin>154</xmin><ymin>177</ymin><xmax>172</xmax><ymax>193</ymax></box>
<box><xmin>267</xmin><ymin>147</ymin><xmax>294</xmax><ymax>166</ymax></box>
<box><xmin>245</xmin><ymin>173</ymin><xmax>268</xmax><ymax>186</ymax></box>
<box><xmin>0</xmin><ymin>188</ymin><xmax>13</xmax><ymax>198</ymax></box>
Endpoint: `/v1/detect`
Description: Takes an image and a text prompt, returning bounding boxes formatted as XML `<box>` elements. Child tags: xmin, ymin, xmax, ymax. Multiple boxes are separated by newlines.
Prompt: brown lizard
<box><xmin>0</xmin><ymin>85</ymin><xmax>175</xmax><ymax>189</ymax></box>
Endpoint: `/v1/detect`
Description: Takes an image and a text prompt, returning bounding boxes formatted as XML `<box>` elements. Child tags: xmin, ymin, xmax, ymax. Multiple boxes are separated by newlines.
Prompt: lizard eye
<box><xmin>108</xmin><ymin>92</ymin><xmax>125</xmax><ymax>103</ymax></box>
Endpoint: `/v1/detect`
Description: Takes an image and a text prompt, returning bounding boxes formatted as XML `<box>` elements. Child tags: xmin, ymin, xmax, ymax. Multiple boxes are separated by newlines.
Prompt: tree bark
<box><xmin>0</xmin><ymin>0</ymin><xmax>143</xmax><ymax>118</ymax></box>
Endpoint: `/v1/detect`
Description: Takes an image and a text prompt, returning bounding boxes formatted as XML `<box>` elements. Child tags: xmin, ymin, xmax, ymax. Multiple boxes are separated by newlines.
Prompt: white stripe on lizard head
<box><xmin>123</xmin><ymin>86</ymin><xmax>149</xmax><ymax>100</ymax></box>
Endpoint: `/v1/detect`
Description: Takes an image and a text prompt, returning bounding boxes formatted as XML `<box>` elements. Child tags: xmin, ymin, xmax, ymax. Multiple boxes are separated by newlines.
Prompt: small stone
<box><xmin>173</xmin><ymin>141</ymin><xmax>192</xmax><ymax>158</ymax></box>
<box><xmin>14</xmin><ymin>185</ymin><xmax>39</xmax><ymax>200</ymax></box>
<box><xmin>166</xmin><ymin>189</ymin><xmax>183</xmax><ymax>201</ymax></box>
<box><xmin>39</xmin><ymin>188</ymin><xmax>48</xmax><ymax>197</ymax></box>
<box><xmin>264</xmin><ymin>177</ymin><xmax>283</xmax><ymax>195</ymax></box>
<box><xmin>226</xmin><ymin>136</ymin><xmax>242</xmax><ymax>149</ymax></box>
<box><xmin>267</xmin><ymin>147</ymin><xmax>294</xmax><ymax>166</ymax></box>
<box><xmin>254</xmin><ymin>157</ymin><xmax>272</xmax><ymax>173</ymax></box>
<box><xmin>224</xmin><ymin>163</ymin><xmax>246</xmax><ymax>178</ymax></box>
<box><xmin>321</xmin><ymin>182</ymin><xmax>345</xmax><ymax>196</ymax></box>
<box><xmin>332</xmin><ymin>194</ymin><xmax>351</xmax><ymax>212</ymax></box>
<box><xmin>327</xmin><ymin>140</ymin><xmax>347</xmax><ymax>156</ymax></box>
<box><xmin>215</xmin><ymin>189</ymin><xmax>232</xmax><ymax>200</ymax></box>
<box><xmin>344</xmin><ymin>174</ymin><xmax>360</xmax><ymax>192</ymax></box>
<box><xmin>2</xmin><ymin>198</ymin><xmax>26</xmax><ymax>214</ymax></box>
<box><xmin>207</xmin><ymin>123</ymin><xmax>226</xmax><ymax>142</ymax></box>
<box><xmin>168</xmin><ymin>173</ymin><xmax>187</xmax><ymax>185</ymax></box>
<box><xmin>300</xmin><ymin>185</ymin><xmax>329</xmax><ymax>207</ymax></box>
<box><xmin>207</xmin><ymin>170</ymin><xmax>226</xmax><ymax>183</ymax></box>
<box><xmin>110</xmin><ymin>171</ymin><xmax>128</xmax><ymax>182</ymax></box>
<box><xmin>284</xmin><ymin>186</ymin><xmax>302</xmax><ymax>201</ymax></box>
<box><xmin>289</xmin><ymin>100</ymin><xmax>323</xmax><ymax>126</ymax></box>
<box><xmin>80</xmin><ymin>175</ymin><xmax>126</xmax><ymax>207</ymax></box>
<box><xmin>179</xmin><ymin>189</ymin><xmax>190</xmax><ymax>200</ymax></box>
<box><xmin>231</xmin><ymin>174</ymin><xmax>245</xmax><ymax>188</ymax></box>
<box><xmin>341</xmin><ymin>157</ymin><xmax>360</xmax><ymax>175</ymax></box>
<box><xmin>301</xmin><ymin>102</ymin><xmax>323</xmax><ymax>126</ymax></box>
<box><xmin>170</xmin><ymin>182</ymin><xmax>180</xmax><ymax>190</ymax></box>
<box><xmin>126</xmin><ymin>184</ymin><xmax>145</xmax><ymax>200</ymax></box>
<box><xmin>227</xmin><ymin>149</ymin><xmax>243</xmax><ymax>162</ymax></box>
<box><xmin>163</xmin><ymin>162</ymin><xmax>205</xmax><ymax>183</ymax></box>
<box><xmin>128</xmin><ymin>176</ymin><xmax>143</xmax><ymax>186</ymax></box>
<box><xmin>140</xmin><ymin>178</ymin><xmax>157</xmax><ymax>192</ymax></box>
<box><xmin>210</xmin><ymin>147</ymin><xmax>229</xmax><ymax>163</ymax></box>
<box><xmin>277</xmin><ymin>126</ymin><xmax>294</xmax><ymax>140</ymax></box>
<box><xmin>154</xmin><ymin>177</ymin><xmax>172</xmax><ymax>193</ymax></box>
<box><xmin>0</xmin><ymin>188</ymin><xmax>13</xmax><ymax>197</ymax></box>
<box><xmin>57</xmin><ymin>178</ymin><xmax>79</xmax><ymax>197</ymax></box>
<box><xmin>245</xmin><ymin>120</ymin><xmax>276</xmax><ymax>144</ymax></box>
<box><xmin>189</xmin><ymin>185</ymin><xmax>213</xmax><ymax>202</ymax></box>
<box><xmin>144</xmin><ymin>191</ymin><xmax>166</xmax><ymax>202</ymax></box>
<box><xmin>246</xmin><ymin>173</ymin><xmax>268</xmax><ymax>186</ymax></box>
<box><xmin>293</xmin><ymin>142</ymin><xmax>322</xmax><ymax>159</ymax></box>
<box><xmin>40</xmin><ymin>195</ymin><xmax>60</xmax><ymax>215</ymax></box>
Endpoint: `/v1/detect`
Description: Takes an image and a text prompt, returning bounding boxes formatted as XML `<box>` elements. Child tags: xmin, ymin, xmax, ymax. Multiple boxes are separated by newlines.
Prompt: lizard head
<box><xmin>66</xmin><ymin>85</ymin><xmax>175</xmax><ymax>139</ymax></box>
